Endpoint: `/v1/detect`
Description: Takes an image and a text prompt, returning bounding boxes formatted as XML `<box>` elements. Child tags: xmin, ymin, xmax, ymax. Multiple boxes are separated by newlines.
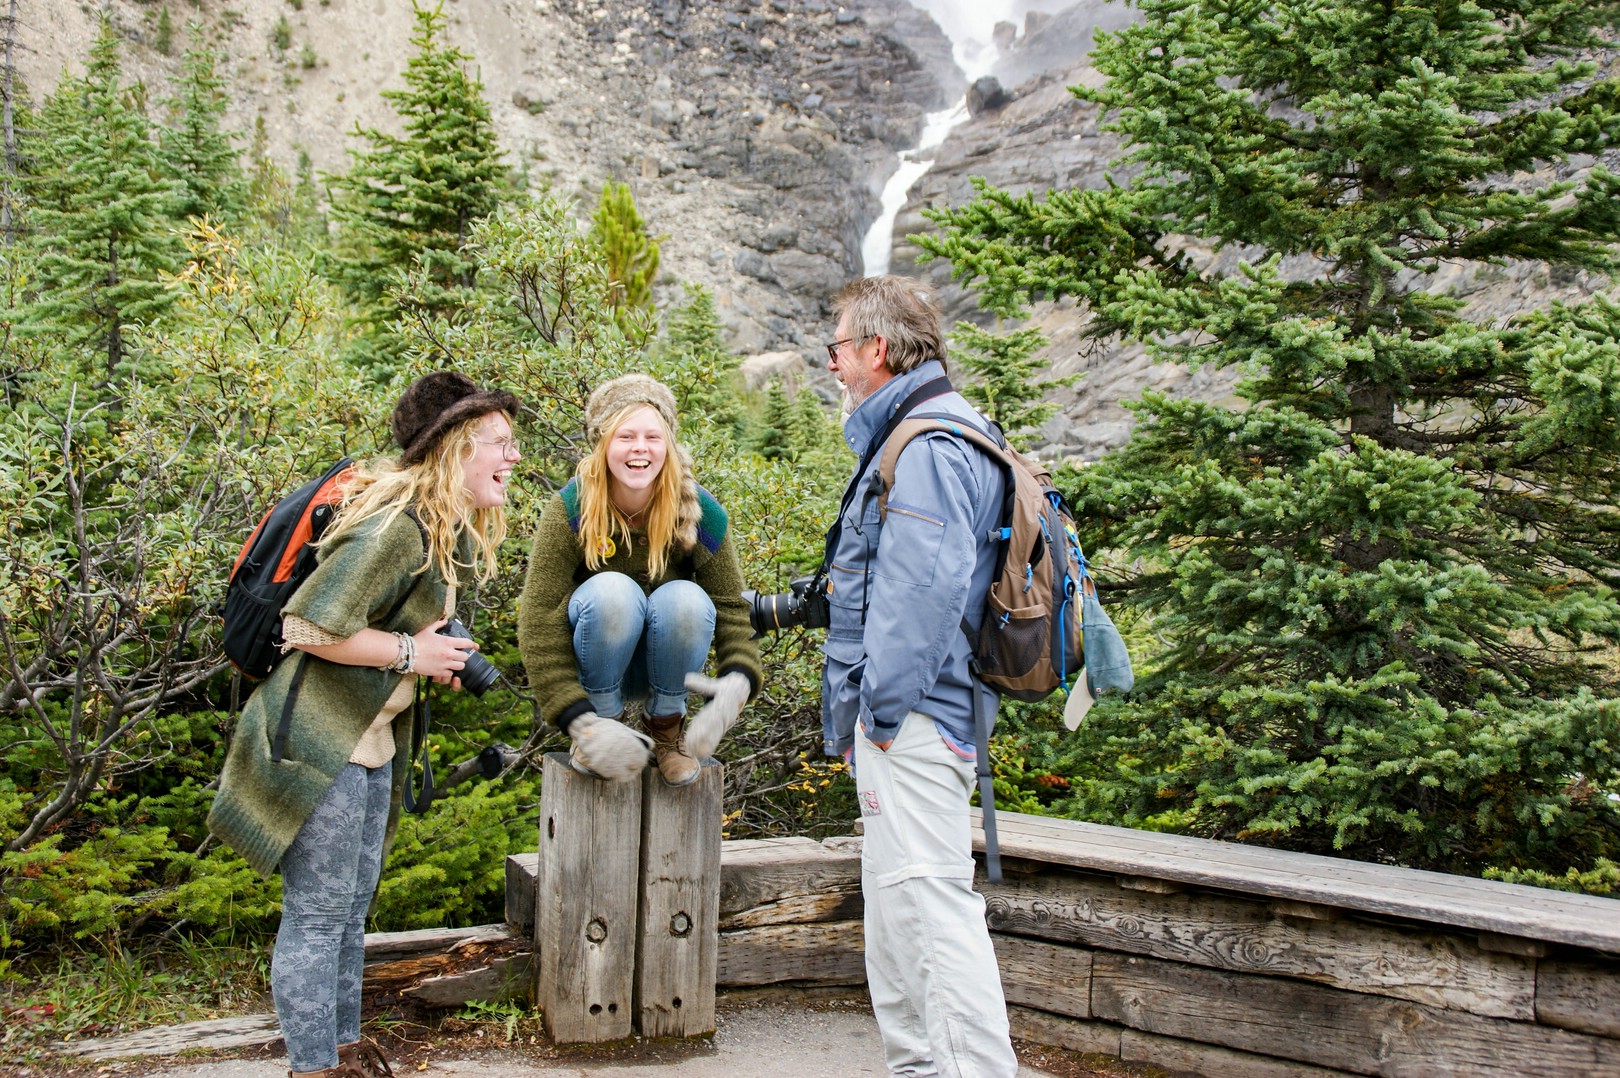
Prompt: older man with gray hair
<box><xmin>821</xmin><ymin>275</ymin><xmax>1019</xmax><ymax>1077</ymax></box>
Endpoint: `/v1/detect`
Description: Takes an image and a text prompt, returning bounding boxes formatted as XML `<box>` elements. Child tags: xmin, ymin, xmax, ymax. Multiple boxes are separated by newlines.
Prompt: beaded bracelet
<box><xmin>381</xmin><ymin>631</ymin><xmax>415</xmax><ymax>674</ymax></box>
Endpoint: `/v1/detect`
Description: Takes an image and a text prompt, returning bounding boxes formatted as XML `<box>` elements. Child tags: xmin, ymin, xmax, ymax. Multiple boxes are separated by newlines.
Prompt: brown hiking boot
<box><xmin>339</xmin><ymin>1041</ymin><xmax>394</xmax><ymax>1077</ymax></box>
<box><xmin>645</xmin><ymin>714</ymin><xmax>700</xmax><ymax>787</ymax></box>
<box><xmin>290</xmin><ymin>1040</ymin><xmax>392</xmax><ymax>1077</ymax></box>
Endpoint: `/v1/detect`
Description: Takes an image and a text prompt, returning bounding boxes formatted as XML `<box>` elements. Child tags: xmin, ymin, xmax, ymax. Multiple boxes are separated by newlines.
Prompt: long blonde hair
<box><xmin>577</xmin><ymin>404</ymin><xmax>693</xmax><ymax>579</ymax></box>
<box><xmin>321</xmin><ymin>413</ymin><xmax>510</xmax><ymax>589</ymax></box>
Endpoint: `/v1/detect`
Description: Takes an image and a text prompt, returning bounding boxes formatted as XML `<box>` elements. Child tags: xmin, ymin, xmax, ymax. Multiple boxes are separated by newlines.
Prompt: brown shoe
<box><xmin>339</xmin><ymin>1041</ymin><xmax>394</xmax><ymax>1077</ymax></box>
<box><xmin>645</xmin><ymin>714</ymin><xmax>700</xmax><ymax>787</ymax></box>
<box><xmin>289</xmin><ymin>1042</ymin><xmax>391</xmax><ymax>1077</ymax></box>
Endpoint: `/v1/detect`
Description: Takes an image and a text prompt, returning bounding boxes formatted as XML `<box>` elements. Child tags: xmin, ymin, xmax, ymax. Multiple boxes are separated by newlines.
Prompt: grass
<box><xmin>0</xmin><ymin>936</ymin><xmax>269</xmax><ymax>1067</ymax></box>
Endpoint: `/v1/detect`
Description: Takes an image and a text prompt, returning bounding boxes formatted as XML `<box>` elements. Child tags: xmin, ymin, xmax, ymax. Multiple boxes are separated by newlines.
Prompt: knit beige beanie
<box><xmin>583</xmin><ymin>374</ymin><xmax>678</xmax><ymax>446</ymax></box>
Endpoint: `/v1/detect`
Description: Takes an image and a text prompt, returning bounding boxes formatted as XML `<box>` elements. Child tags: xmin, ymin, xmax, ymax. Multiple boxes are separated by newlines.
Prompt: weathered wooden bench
<box><xmin>506</xmin><ymin>808</ymin><xmax>1620</xmax><ymax>1074</ymax></box>
<box><xmin>63</xmin><ymin>806</ymin><xmax>1618</xmax><ymax>1075</ymax></box>
<box><xmin>978</xmin><ymin>811</ymin><xmax>1620</xmax><ymax>1077</ymax></box>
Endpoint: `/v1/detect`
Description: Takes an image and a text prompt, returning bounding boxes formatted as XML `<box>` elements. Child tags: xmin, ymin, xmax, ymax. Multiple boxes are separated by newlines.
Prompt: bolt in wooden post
<box><xmin>536</xmin><ymin>751</ymin><xmax>642</xmax><ymax>1044</ymax></box>
<box><xmin>634</xmin><ymin>760</ymin><xmax>723</xmax><ymax>1038</ymax></box>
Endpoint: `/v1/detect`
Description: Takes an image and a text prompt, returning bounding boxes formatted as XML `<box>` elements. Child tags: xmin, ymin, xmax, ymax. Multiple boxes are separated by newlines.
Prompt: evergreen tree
<box><xmin>155</xmin><ymin>5</ymin><xmax>173</xmax><ymax>57</ymax></box>
<box><xmin>22</xmin><ymin>17</ymin><xmax>180</xmax><ymax>374</ymax></box>
<box><xmin>590</xmin><ymin>179</ymin><xmax>660</xmax><ymax>339</ymax></box>
<box><xmin>948</xmin><ymin>321</ymin><xmax>1076</xmax><ymax>441</ymax></box>
<box><xmin>0</xmin><ymin>0</ymin><xmax>30</xmax><ymax>245</ymax></box>
<box><xmin>923</xmin><ymin>0</ymin><xmax>1620</xmax><ymax>880</ymax></box>
<box><xmin>656</xmin><ymin>282</ymin><xmax>740</xmax><ymax>433</ymax></box>
<box><xmin>327</xmin><ymin>1</ymin><xmax>508</xmax><ymax>364</ymax></box>
<box><xmin>785</xmin><ymin>383</ymin><xmax>849</xmax><ymax>489</ymax></box>
<box><xmin>161</xmin><ymin>21</ymin><xmax>244</xmax><ymax>225</ymax></box>
<box><xmin>755</xmin><ymin>378</ymin><xmax>792</xmax><ymax>461</ymax></box>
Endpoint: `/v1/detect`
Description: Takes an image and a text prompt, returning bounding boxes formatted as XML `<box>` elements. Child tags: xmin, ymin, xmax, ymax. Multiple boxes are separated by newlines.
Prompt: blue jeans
<box><xmin>272</xmin><ymin>762</ymin><xmax>391</xmax><ymax>1073</ymax></box>
<box><xmin>569</xmin><ymin>572</ymin><xmax>714</xmax><ymax>718</ymax></box>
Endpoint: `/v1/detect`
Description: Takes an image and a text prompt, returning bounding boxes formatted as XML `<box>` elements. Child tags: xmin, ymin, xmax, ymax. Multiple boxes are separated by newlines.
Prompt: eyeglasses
<box><xmin>474</xmin><ymin>437</ymin><xmax>521</xmax><ymax>458</ymax></box>
<box><xmin>825</xmin><ymin>334</ymin><xmax>873</xmax><ymax>362</ymax></box>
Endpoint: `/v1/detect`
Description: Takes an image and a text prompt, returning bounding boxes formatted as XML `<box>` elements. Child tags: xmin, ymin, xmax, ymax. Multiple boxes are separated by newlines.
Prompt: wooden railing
<box><xmin>505</xmin><ymin>803</ymin><xmax>1620</xmax><ymax>1076</ymax></box>
<box><xmin>56</xmin><ymin>779</ymin><xmax>1620</xmax><ymax>1074</ymax></box>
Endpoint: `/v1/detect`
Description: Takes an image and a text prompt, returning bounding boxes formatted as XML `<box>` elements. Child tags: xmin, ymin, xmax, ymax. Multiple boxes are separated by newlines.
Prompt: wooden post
<box><xmin>535</xmin><ymin>751</ymin><xmax>642</xmax><ymax>1044</ymax></box>
<box><xmin>634</xmin><ymin>760</ymin><xmax>723</xmax><ymax>1038</ymax></box>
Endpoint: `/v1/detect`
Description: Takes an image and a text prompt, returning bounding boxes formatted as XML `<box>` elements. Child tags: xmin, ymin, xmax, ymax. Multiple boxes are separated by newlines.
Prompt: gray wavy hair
<box><xmin>832</xmin><ymin>275</ymin><xmax>947</xmax><ymax>375</ymax></box>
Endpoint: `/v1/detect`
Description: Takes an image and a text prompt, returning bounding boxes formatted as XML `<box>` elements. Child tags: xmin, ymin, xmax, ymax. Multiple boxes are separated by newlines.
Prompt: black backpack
<box><xmin>221</xmin><ymin>458</ymin><xmax>356</xmax><ymax>680</ymax></box>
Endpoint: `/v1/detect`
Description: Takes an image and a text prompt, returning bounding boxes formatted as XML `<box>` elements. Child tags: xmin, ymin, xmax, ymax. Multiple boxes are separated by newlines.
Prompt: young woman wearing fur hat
<box><xmin>209</xmin><ymin>371</ymin><xmax>522</xmax><ymax>1078</ymax></box>
<box><xmin>517</xmin><ymin>373</ymin><xmax>761</xmax><ymax>786</ymax></box>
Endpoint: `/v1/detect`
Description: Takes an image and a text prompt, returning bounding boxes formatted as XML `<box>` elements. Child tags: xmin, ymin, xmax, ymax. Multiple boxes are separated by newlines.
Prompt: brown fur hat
<box><xmin>392</xmin><ymin>371</ymin><xmax>522</xmax><ymax>466</ymax></box>
<box><xmin>583</xmin><ymin>374</ymin><xmax>678</xmax><ymax>447</ymax></box>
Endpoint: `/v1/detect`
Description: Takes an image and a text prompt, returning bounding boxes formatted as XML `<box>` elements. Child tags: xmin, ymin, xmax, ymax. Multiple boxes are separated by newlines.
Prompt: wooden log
<box><xmin>535</xmin><ymin>751</ymin><xmax>642</xmax><ymax>1044</ymax></box>
<box><xmin>406</xmin><ymin>952</ymin><xmax>533</xmax><ymax>1008</ymax></box>
<box><xmin>718</xmin><ymin>835</ymin><xmax>862</xmax><ymax>919</ymax></box>
<box><xmin>994</xmin><ymin>934</ymin><xmax>1091</xmax><ymax>1019</ymax></box>
<box><xmin>506</xmin><ymin>851</ymin><xmax>539</xmax><ymax>935</ymax></box>
<box><xmin>718</xmin><ymin>920</ymin><xmax>866</xmax><ymax>987</ymax></box>
<box><xmin>364</xmin><ymin>925</ymin><xmax>528</xmax><ymax>1004</ymax></box>
<box><xmin>1118</xmin><ymin>1027</ymin><xmax>1358</xmax><ymax>1078</ymax></box>
<box><xmin>1006</xmin><ymin>1005</ymin><xmax>1121</xmax><ymax>1057</ymax></box>
<box><xmin>1090</xmin><ymin>951</ymin><xmax>1620</xmax><ymax>1076</ymax></box>
<box><xmin>363</xmin><ymin>924</ymin><xmax>513</xmax><ymax>963</ymax></box>
<box><xmin>54</xmin><ymin>1014</ymin><xmax>282</xmax><ymax>1060</ymax></box>
<box><xmin>722</xmin><ymin>890</ymin><xmax>865</xmax><ymax>929</ymax></box>
<box><xmin>634</xmin><ymin>760</ymin><xmax>723</xmax><ymax>1039</ymax></box>
<box><xmin>1538</xmin><ymin>959</ymin><xmax>1620</xmax><ymax>1038</ymax></box>
<box><xmin>973</xmin><ymin>811</ymin><xmax>1620</xmax><ymax>954</ymax></box>
<box><xmin>1008</xmin><ymin>1007</ymin><xmax>1355</xmax><ymax>1077</ymax></box>
<box><xmin>982</xmin><ymin>870</ymin><xmax>1536</xmax><ymax>1019</ymax></box>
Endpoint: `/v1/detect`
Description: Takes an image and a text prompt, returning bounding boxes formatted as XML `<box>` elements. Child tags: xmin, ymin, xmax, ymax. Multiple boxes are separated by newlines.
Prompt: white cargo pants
<box><xmin>854</xmin><ymin>710</ymin><xmax>1018</xmax><ymax>1078</ymax></box>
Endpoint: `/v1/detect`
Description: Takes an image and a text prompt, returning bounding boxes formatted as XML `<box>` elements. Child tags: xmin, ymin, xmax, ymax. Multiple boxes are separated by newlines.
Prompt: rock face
<box><xmin>883</xmin><ymin>4</ymin><xmax>1619</xmax><ymax>461</ymax></box>
<box><xmin>23</xmin><ymin>0</ymin><xmax>964</xmax><ymax>394</ymax></box>
<box><xmin>25</xmin><ymin>2</ymin><xmax>1614</xmax><ymax>464</ymax></box>
<box><xmin>887</xmin><ymin>3</ymin><xmax>1182</xmax><ymax>461</ymax></box>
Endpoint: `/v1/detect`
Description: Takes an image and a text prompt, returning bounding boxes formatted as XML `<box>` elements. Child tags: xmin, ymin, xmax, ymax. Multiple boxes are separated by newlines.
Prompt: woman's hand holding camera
<box><xmin>414</xmin><ymin>618</ymin><xmax>480</xmax><ymax>687</ymax></box>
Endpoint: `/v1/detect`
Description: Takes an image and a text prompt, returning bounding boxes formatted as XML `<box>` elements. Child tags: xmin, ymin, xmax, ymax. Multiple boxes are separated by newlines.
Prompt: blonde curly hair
<box><xmin>321</xmin><ymin>413</ymin><xmax>510</xmax><ymax>589</ymax></box>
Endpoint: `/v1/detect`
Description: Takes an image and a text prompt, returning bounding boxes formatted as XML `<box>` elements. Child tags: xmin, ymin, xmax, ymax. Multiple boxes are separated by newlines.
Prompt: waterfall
<box><xmin>859</xmin><ymin>0</ymin><xmax>1021</xmax><ymax>276</ymax></box>
<box><xmin>860</xmin><ymin>100</ymin><xmax>967</xmax><ymax>277</ymax></box>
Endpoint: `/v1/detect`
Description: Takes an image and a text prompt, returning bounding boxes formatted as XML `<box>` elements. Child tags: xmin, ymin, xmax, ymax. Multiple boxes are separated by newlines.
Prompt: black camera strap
<box><xmin>403</xmin><ymin>679</ymin><xmax>436</xmax><ymax>814</ymax></box>
<box><xmin>820</xmin><ymin>374</ymin><xmax>954</xmax><ymax>575</ymax></box>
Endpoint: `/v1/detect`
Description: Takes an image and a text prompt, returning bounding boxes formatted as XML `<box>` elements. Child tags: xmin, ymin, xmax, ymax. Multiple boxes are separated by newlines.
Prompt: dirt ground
<box><xmin>15</xmin><ymin>993</ymin><xmax>1170</xmax><ymax>1078</ymax></box>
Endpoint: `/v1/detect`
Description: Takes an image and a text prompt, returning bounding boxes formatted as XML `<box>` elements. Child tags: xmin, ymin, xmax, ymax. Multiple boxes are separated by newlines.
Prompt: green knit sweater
<box><xmin>208</xmin><ymin>510</ymin><xmax>456</xmax><ymax>878</ymax></box>
<box><xmin>517</xmin><ymin>481</ymin><xmax>761</xmax><ymax>732</ymax></box>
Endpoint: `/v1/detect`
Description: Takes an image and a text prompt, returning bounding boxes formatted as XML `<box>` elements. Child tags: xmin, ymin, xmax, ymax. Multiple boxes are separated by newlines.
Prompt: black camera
<box><xmin>742</xmin><ymin>574</ymin><xmax>830</xmax><ymax>634</ymax></box>
<box><xmin>439</xmin><ymin>617</ymin><xmax>500</xmax><ymax>696</ymax></box>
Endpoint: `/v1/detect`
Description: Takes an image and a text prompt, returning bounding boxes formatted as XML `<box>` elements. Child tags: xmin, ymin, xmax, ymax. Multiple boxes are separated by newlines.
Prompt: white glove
<box><xmin>568</xmin><ymin>713</ymin><xmax>652</xmax><ymax>782</ymax></box>
<box><xmin>684</xmin><ymin>671</ymin><xmax>751</xmax><ymax>761</ymax></box>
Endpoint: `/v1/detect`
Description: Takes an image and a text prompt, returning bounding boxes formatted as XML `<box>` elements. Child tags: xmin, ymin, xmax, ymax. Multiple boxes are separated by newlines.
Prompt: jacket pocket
<box><xmin>874</xmin><ymin>499</ymin><xmax>945</xmax><ymax>587</ymax></box>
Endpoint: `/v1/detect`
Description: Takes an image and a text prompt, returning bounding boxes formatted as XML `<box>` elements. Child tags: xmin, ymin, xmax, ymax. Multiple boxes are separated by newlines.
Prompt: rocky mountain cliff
<box><xmin>30</xmin><ymin>0</ymin><xmax>953</xmax><ymax>338</ymax></box>
<box><xmin>22</xmin><ymin>1</ymin><xmax>1615</xmax><ymax>462</ymax></box>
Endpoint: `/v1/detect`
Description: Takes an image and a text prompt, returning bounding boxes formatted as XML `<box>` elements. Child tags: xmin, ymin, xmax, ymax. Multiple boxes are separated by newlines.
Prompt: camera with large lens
<box><xmin>439</xmin><ymin>617</ymin><xmax>500</xmax><ymax>696</ymax></box>
<box><xmin>743</xmin><ymin>574</ymin><xmax>830</xmax><ymax>635</ymax></box>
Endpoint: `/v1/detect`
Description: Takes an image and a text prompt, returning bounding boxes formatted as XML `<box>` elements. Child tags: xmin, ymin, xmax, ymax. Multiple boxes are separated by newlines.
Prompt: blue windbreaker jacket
<box><xmin>820</xmin><ymin>360</ymin><xmax>1007</xmax><ymax>758</ymax></box>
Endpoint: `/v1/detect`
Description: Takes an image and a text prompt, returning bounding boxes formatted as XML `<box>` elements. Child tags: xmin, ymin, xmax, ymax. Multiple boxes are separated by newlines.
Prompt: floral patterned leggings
<box><xmin>271</xmin><ymin>762</ymin><xmax>391</xmax><ymax>1073</ymax></box>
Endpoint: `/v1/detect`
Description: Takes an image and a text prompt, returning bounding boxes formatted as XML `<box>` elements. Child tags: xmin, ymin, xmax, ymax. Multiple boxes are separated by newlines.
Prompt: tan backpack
<box><xmin>874</xmin><ymin>414</ymin><xmax>1086</xmax><ymax>702</ymax></box>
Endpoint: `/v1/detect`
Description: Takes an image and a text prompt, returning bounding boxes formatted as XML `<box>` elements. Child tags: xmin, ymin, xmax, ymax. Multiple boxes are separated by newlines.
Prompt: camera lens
<box><xmin>439</xmin><ymin>618</ymin><xmax>500</xmax><ymax>696</ymax></box>
<box><xmin>742</xmin><ymin>575</ymin><xmax>830</xmax><ymax>634</ymax></box>
<box><xmin>457</xmin><ymin>650</ymin><xmax>500</xmax><ymax>696</ymax></box>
